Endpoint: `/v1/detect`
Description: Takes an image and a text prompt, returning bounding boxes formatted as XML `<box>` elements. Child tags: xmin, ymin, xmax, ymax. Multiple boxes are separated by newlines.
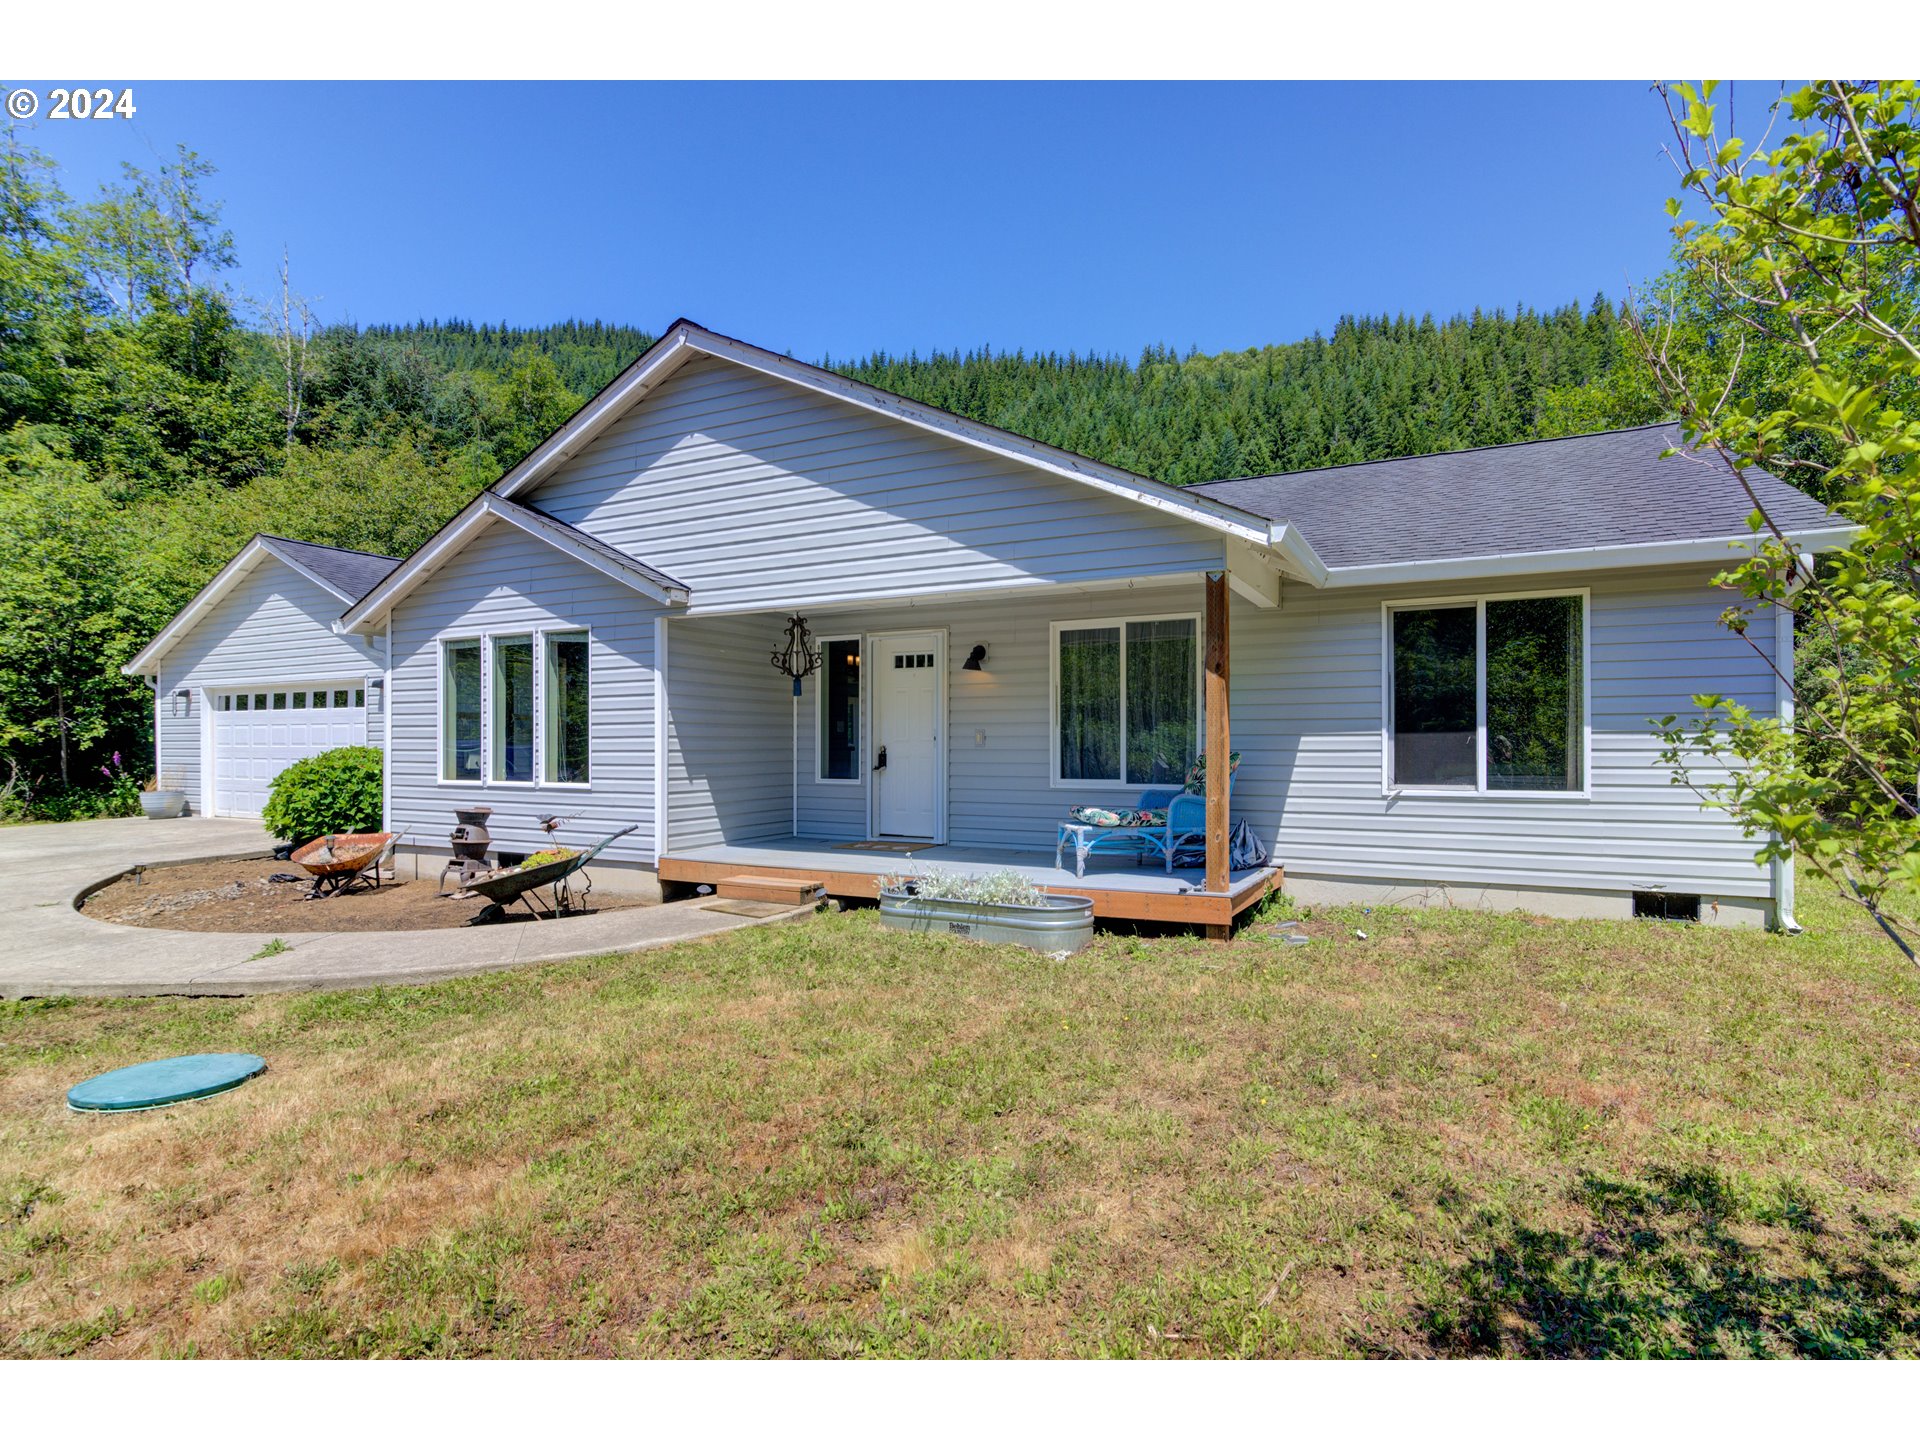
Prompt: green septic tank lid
<box><xmin>67</xmin><ymin>1053</ymin><xmax>267</xmax><ymax>1113</ymax></box>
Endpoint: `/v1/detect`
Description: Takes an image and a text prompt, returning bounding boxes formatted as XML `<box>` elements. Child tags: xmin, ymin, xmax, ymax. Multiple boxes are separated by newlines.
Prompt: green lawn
<box><xmin>4</xmin><ymin>871</ymin><xmax>1918</xmax><ymax>1358</ymax></box>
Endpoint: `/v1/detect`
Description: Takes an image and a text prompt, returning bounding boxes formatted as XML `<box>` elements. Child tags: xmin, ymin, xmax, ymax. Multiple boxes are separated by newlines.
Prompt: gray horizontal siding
<box><xmin>760</xmin><ymin>566</ymin><xmax>1775</xmax><ymax>898</ymax></box>
<box><xmin>528</xmin><ymin>355</ymin><xmax>1227</xmax><ymax>612</ymax></box>
<box><xmin>1232</xmin><ymin>565</ymin><xmax>1777</xmax><ymax>898</ymax></box>
<box><xmin>152</xmin><ymin>556</ymin><xmax>385</xmax><ymax>813</ymax></box>
<box><xmin>783</xmin><ymin>589</ymin><xmax>1197</xmax><ymax>848</ymax></box>
<box><xmin>662</xmin><ymin>613</ymin><xmax>793</xmax><ymax>850</ymax></box>
<box><xmin>387</xmin><ymin>519</ymin><xmax>662</xmax><ymax>867</ymax></box>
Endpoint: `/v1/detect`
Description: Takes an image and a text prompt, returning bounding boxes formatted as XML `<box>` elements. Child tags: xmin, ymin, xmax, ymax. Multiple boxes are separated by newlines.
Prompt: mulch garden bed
<box><xmin>80</xmin><ymin>856</ymin><xmax>649</xmax><ymax>933</ymax></box>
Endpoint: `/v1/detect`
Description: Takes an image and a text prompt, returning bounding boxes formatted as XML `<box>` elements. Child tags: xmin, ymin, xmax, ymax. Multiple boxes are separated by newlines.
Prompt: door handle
<box><xmin>874</xmin><ymin>745</ymin><xmax>887</xmax><ymax>772</ymax></box>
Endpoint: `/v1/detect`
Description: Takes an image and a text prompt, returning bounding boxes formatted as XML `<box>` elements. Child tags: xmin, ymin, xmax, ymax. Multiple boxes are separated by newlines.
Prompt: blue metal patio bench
<box><xmin>1054</xmin><ymin>753</ymin><xmax>1242</xmax><ymax>878</ymax></box>
<box><xmin>1140</xmin><ymin>779</ymin><xmax>1235</xmax><ymax>873</ymax></box>
<box><xmin>1054</xmin><ymin>789</ymin><xmax>1181</xmax><ymax>879</ymax></box>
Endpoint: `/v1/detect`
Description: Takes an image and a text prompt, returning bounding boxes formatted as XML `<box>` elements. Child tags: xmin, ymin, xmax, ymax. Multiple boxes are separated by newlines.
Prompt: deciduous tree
<box><xmin>1642</xmin><ymin>81</ymin><xmax>1920</xmax><ymax>959</ymax></box>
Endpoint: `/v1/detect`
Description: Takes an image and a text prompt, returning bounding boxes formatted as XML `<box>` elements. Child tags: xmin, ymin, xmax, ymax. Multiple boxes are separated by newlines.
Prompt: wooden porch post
<box><xmin>1204</xmin><ymin>570</ymin><xmax>1230</xmax><ymax>905</ymax></box>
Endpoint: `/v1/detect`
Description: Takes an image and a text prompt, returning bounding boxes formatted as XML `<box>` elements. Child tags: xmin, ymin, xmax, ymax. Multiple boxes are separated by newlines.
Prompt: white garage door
<box><xmin>211</xmin><ymin>684</ymin><xmax>368</xmax><ymax>818</ymax></box>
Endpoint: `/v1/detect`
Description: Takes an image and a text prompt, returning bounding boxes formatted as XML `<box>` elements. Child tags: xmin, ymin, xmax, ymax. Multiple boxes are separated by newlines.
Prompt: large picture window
<box><xmin>1054</xmin><ymin>616</ymin><xmax>1197</xmax><ymax>786</ymax></box>
<box><xmin>442</xmin><ymin>639</ymin><xmax>482</xmax><ymax>782</ymax></box>
<box><xmin>443</xmin><ymin>630</ymin><xmax>594</xmax><ymax>787</ymax></box>
<box><xmin>1387</xmin><ymin>592</ymin><xmax>1586</xmax><ymax>793</ymax></box>
<box><xmin>491</xmin><ymin>634</ymin><xmax>535</xmax><ymax>783</ymax></box>
<box><xmin>543</xmin><ymin>631</ymin><xmax>591</xmax><ymax>785</ymax></box>
<box><xmin>819</xmin><ymin>637</ymin><xmax>861</xmax><ymax>781</ymax></box>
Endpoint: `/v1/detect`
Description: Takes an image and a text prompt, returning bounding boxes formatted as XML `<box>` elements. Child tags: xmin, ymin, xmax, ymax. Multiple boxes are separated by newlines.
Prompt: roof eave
<box><xmin>122</xmin><ymin>537</ymin><xmax>274</xmax><ymax>676</ymax></box>
<box><xmin>1317</xmin><ymin>524</ymin><xmax>1860</xmax><ymax>588</ymax></box>
<box><xmin>1266</xmin><ymin>521</ymin><xmax>1330</xmax><ymax>587</ymax></box>
<box><xmin>484</xmin><ymin>495</ymin><xmax>690</xmax><ymax>606</ymax></box>
<box><xmin>256</xmin><ymin>537</ymin><xmax>359</xmax><ymax>606</ymax></box>
<box><xmin>492</xmin><ymin>326</ymin><xmax>697</xmax><ymax>499</ymax></box>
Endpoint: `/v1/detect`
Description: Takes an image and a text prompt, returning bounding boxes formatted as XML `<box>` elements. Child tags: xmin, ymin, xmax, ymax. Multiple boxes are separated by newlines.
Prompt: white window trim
<box><xmin>439</xmin><ymin>628</ymin><xmax>595</xmax><ymax>790</ymax></box>
<box><xmin>815</xmin><ymin>633</ymin><xmax>864</xmax><ymax>785</ymax></box>
<box><xmin>1379</xmin><ymin>587</ymin><xmax>1592</xmax><ymax>800</ymax></box>
<box><xmin>439</xmin><ymin>637</ymin><xmax>487</xmax><ymax>786</ymax></box>
<box><xmin>489</xmin><ymin>632</ymin><xmax>538</xmax><ymax>788</ymax></box>
<box><xmin>540</xmin><ymin>628</ymin><xmax>594</xmax><ymax>790</ymax></box>
<box><xmin>1048</xmin><ymin>612</ymin><xmax>1203</xmax><ymax>791</ymax></box>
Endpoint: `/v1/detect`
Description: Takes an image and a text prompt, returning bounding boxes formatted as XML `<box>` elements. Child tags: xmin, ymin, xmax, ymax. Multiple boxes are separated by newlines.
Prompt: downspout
<box><xmin>382</xmin><ymin>615</ymin><xmax>393</xmax><ymax>833</ymax></box>
<box><xmin>653</xmin><ymin>616</ymin><xmax>670</xmax><ymax>865</ymax></box>
<box><xmin>1770</xmin><ymin>598</ymin><xmax>1801</xmax><ymax>933</ymax></box>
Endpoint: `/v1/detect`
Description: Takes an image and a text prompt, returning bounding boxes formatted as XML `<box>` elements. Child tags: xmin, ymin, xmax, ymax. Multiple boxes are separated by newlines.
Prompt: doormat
<box><xmin>834</xmin><ymin>840</ymin><xmax>938</xmax><ymax>853</ymax></box>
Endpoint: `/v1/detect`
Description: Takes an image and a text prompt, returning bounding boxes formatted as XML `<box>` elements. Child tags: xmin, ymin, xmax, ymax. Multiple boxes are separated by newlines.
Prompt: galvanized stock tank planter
<box><xmin>878</xmin><ymin>886</ymin><xmax>1095</xmax><ymax>954</ymax></box>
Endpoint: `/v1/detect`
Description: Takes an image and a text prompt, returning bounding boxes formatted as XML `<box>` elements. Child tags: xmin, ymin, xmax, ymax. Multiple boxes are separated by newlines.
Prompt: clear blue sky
<box><xmin>22</xmin><ymin>80</ymin><xmax>1694</xmax><ymax>358</ymax></box>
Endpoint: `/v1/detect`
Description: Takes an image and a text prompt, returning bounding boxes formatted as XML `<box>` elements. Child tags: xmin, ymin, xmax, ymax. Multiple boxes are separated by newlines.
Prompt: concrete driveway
<box><xmin>0</xmin><ymin>816</ymin><xmax>807</xmax><ymax>998</ymax></box>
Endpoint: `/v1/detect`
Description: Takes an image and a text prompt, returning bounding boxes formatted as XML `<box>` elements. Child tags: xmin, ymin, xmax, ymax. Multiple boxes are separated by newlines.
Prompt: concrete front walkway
<box><xmin>0</xmin><ymin>816</ymin><xmax>809</xmax><ymax>998</ymax></box>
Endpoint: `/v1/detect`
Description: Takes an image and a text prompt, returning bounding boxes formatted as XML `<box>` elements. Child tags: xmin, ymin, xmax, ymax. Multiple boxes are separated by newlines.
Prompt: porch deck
<box><xmin>658</xmin><ymin>838</ymin><xmax>1280</xmax><ymax>931</ymax></box>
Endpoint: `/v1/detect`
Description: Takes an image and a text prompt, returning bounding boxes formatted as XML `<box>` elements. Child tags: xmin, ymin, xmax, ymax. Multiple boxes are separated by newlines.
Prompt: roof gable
<box><xmin>337</xmin><ymin>493</ymin><xmax>690</xmax><ymax>632</ymax></box>
<box><xmin>494</xmin><ymin>319</ymin><xmax>1326</xmax><ymax>584</ymax></box>
<box><xmin>124</xmin><ymin>535</ymin><xmax>395</xmax><ymax>676</ymax></box>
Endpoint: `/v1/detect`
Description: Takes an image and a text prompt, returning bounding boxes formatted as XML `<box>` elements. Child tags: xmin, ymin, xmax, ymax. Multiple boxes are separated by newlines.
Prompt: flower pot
<box><xmin>878</xmin><ymin>888</ymin><xmax>1095</xmax><ymax>954</ymax></box>
<box><xmin>139</xmin><ymin>790</ymin><xmax>188</xmax><ymax>819</ymax></box>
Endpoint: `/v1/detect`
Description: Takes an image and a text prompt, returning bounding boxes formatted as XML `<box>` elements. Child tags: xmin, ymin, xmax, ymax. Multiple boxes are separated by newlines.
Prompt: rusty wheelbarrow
<box><xmin>290</xmin><ymin>831</ymin><xmax>398</xmax><ymax>899</ymax></box>
<box><xmin>460</xmin><ymin>824</ymin><xmax>639</xmax><ymax>921</ymax></box>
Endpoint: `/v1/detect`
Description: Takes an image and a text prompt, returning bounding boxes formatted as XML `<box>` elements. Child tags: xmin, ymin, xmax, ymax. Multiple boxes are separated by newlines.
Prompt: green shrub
<box><xmin>5</xmin><ymin>751</ymin><xmax>147</xmax><ymax>824</ymax></box>
<box><xmin>261</xmin><ymin>746</ymin><xmax>383</xmax><ymax>843</ymax></box>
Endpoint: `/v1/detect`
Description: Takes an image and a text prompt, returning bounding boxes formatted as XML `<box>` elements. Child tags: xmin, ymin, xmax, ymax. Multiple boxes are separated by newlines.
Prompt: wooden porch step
<box><xmin>714</xmin><ymin>873</ymin><xmax>827</xmax><ymax>906</ymax></box>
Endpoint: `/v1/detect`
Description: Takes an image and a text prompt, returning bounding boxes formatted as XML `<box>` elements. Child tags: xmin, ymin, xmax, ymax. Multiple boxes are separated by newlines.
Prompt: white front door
<box><xmin>871</xmin><ymin>631</ymin><xmax>943</xmax><ymax>839</ymax></box>
<box><xmin>211</xmin><ymin>683</ymin><xmax>368</xmax><ymax>817</ymax></box>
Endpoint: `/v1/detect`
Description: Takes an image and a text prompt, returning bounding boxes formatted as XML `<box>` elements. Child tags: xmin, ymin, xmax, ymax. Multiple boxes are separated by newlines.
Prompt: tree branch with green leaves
<box><xmin>1637</xmin><ymin>80</ymin><xmax>1919</xmax><ymax>961</ymax></box>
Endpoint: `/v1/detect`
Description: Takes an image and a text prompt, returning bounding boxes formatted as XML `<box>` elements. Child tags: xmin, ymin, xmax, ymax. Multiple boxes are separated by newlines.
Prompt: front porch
<box><xmin>657</xmin><ymin>836</ymin><xmax>1279</xmax><ymax>930</ymax></box>
<box><xmin>658</xmin><ymin>568</ymin><xmax>1277</xmax><ymax>935</ymax></box>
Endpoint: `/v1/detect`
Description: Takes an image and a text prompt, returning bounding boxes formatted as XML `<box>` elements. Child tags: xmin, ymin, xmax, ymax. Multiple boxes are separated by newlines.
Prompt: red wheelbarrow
<box><xmin>289</xmin><ymin>832</ymin><xmax>398</xmax><ymax>899</ymax></box>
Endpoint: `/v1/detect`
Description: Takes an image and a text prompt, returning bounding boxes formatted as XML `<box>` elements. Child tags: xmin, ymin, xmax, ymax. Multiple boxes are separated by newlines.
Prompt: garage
<box><xmin>123</xmin><ymin>535</ymin><xmax>396</xmax><ymax>819</ymax></box>
<box><xmin>209</xmin><ymin>683</ymin><xmax>368</xmax><ymax>817</ymax></box>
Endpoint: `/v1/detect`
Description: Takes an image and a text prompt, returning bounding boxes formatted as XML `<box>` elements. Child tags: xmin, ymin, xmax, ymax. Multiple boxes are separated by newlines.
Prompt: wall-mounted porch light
<box><xmin>962</xmin><ymin>644</ymin><xmax>988</xmax><ymax>672</ymax></box>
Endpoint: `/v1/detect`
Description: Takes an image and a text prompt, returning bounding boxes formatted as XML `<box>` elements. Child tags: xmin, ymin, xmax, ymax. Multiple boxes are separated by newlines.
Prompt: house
<box><xmin>130</xmin><ymin>319</ymin><xmax>1850</xmax><ymax>933</ymax></box>
<box><xmin>123</xmin><ymin>535</ymin><xmax>397</xmax><ymax>818</ymax></box>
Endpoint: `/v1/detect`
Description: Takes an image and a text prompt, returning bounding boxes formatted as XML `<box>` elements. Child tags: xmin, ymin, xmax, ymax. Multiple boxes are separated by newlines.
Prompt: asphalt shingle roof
<box><xmin>1189</xmin><ymin>423</ymin><xmax>1841</xmax><ymax>571</ymax></box>
<box><xmin>265</xmin><ymin>536</ymin><xmax>400</xmax><ymax>602</ymax></box>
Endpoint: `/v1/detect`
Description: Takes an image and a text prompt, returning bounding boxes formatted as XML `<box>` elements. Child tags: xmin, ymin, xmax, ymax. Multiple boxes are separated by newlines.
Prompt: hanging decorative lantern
<box><xmin>771</xmin><ymin>613</ymin><xmax>821</xmax><ymax>696</ymax></box>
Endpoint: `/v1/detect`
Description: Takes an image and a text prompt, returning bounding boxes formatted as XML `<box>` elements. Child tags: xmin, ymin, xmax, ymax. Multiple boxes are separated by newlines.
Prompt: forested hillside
<box><xmin>355</xmin><ymin>319</ymin><xmax>655</xmax><ymax>396</ymax></box>
<box><xmin>0</xmin><ymin>130</ymin><xmax>1657</xmax><ymax>815</ymax></box>
<box><xmin>836</xmin><ymin>303</ymin><xmax>1627</xmax><ymax>484</ymax></box>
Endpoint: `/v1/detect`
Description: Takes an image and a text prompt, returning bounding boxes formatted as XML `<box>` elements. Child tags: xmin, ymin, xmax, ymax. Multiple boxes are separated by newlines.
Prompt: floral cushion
<box><xmin>1069</xmin><ymin>804</ymin><xmax>1167</xmax><ymax>828</ymax></box>
<box><xmin>1183</xmin><ymin>750</ymin><xmax>1243</xmax><ymax>795</ymax></box>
